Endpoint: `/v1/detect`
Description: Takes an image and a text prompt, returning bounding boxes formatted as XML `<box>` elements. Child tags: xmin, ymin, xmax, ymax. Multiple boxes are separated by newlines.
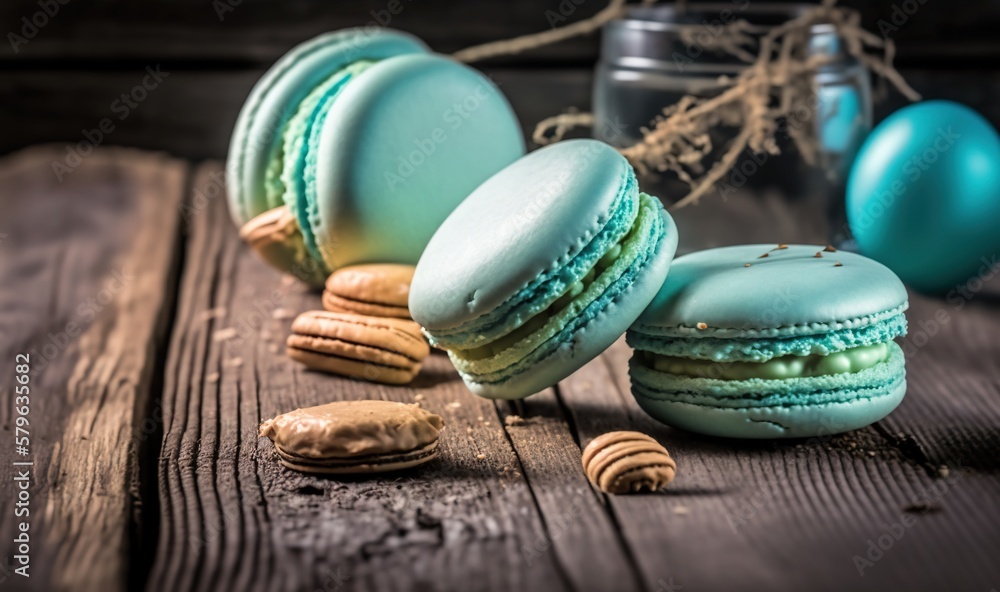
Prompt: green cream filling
<box><xmin>641</xmin><ymin>342</ymin><xmax>891</xmax><ymax>380</ymax></box>
<box><xmin>452</xmin><ymin>201</ymin><xmax>647</xmax><ymax>366</ymax></box>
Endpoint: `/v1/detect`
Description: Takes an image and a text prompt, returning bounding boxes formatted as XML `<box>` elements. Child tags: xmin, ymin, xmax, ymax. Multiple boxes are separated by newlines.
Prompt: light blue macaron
<box><xmin>410</xmin><ymin>140</ymin><xmax>679</xmax><ymax>399</ymax></box>
<box><xmin>627</xmin><ymin>244</ymin><xmax>909</xmax><ymax>439</ymax></box>
<box><xmin>226</xmin><ymin>28</ymin><xmax>525</xmax><ymax>281</ymax></box>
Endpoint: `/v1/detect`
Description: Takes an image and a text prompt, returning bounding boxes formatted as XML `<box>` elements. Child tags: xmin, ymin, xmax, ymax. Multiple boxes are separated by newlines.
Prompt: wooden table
<box><xmin>1</xmin><ymin>146</ymin><xmax>999</xmax><ymax>592</ymax></box>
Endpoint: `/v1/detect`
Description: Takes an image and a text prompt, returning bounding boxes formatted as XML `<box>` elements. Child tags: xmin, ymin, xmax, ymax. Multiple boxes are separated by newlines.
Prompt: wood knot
<box><xmin>581</xmin><ymin>431</ymin><xmax>677</xmax><ymax>494</ymax></box>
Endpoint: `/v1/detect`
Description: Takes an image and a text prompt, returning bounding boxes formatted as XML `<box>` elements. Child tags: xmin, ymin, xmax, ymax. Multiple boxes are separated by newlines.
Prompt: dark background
<box><xmin>1</xmin><ymin>0</ymin><xmax>998</xmax><ymax>161</ymax></box>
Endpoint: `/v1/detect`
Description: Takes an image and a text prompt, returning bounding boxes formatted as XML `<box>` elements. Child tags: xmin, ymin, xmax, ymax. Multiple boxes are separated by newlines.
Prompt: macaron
<box><xmin>627</xmin><ymin>244</ymin><xmax>909</xmax><ymax>439</ymax></box>
<box><xmin>410</xmin><ymin>140</ymin><xmax>679</xmax><ymax>399</ymax></box>
<box><xmin>287</xmin><ymin>310</ymin><xmax>429</xmax><ymax>384</ymax></box>
<box><xmin>323</xmin><ymin>263</ymin><xmax>414</xmax><ymax>319</ymax></box>
<box><xmin>227</xmin><ymin>28</ymin><xmax>525</xmax><ymax>284</ymax></box>
<box><xmin>260</xmin><ymin>400</ymin><xmax>444</xmax><ymax>474</ymax></box>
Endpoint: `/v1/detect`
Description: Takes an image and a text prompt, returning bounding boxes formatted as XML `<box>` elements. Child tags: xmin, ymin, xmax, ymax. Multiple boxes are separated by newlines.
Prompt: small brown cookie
<box><xmin>582</xmin><ymin>431</ymin><xmax>677</xmax><ymax>494</ymax></box>
<box><xmin>260</xmin><ymin>400</ymin><xmax>444</xmax><ymax>474</ymax></box>
<box><xmin>323</xmin><ymin>264</ymin><xmax>415</xmax><ymax>319</ymax></box>
<box><xmin>239</xmin><ymin>206</ymin><xmax>328</xmax><ymax>287</ymax></box>
<box><xmin>287</xmin><ymin>310</ymin><xmax>429</xmax><ymax>384</ymax></box>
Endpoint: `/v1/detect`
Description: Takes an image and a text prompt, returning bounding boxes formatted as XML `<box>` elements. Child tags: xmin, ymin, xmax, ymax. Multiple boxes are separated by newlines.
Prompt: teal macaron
<box><xmin>627</xmin><ymin>244</ymin><xmax>909</xmax><ymax>439</ymax></box>
<box><xmin>410</xmin><ymin>139</ymin><xmax>679</xmax><ymax>400</ymax></box>
<box><xmin>226</xmin><ymin>28</ymin><xmax>525</xmax><ymax>283</ymax></box>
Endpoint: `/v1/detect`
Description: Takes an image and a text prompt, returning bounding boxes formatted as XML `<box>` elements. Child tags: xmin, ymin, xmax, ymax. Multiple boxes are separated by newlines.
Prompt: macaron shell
<box><xmin>466</xmin><ymin>210</ymin><xmax>678</xmax><ymax>399</ymax></box>
<box><xmin>226</xmin><ymin>28</ymin><xmax>428</xmax><ymax>226</ymax></box>
<box><xmin>410</xmin><ymin>140</ymin><xmax>633</xmax><ymax>331</ymax></box>
<box><xmin>313</xmin><ymin>53</ymin><xmax>525</xmax><ymax>270</ymax></box>
<box><xmin>632</xmin><ymin>374</ymin><xmax>906</xmax><ymax>439</ymax></box>
<box><xmin>633</xmin><ymin>245</ymin><xmax>908</xmax><ymax>339</ymax></box>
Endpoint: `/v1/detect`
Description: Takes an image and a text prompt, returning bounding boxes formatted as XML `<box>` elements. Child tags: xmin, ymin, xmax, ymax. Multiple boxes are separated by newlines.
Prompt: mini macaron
<box><xmin>410</xmin><ymin>140</ymin><xmax>679</xmax><ymax>399</ymax></box>
<box><xmin>627</xmin><ymin>244</ymin><xmax>909</xmax><ymax>439</ymax></box>
<box><xmin>287</xmin><ymin>310</ymin><xmax>429</xmax><ymax>384</ymax></box>
<box><xmin>323</xmin><ymin>264</ymin><xmax>415</xmax><ymax>319</ymax></box>
<box><xmin>260</xmin><ymin>400</ymin><xmax>444</xmax><ymax>474</ymax></box>
<box><xmin>227</xmin><ymin>28</ymin><xmax>525</xmax><ymax>284</ymax></box>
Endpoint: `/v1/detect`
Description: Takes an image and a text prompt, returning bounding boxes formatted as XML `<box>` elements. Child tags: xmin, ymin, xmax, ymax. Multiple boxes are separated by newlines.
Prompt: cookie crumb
<box><xmin>938</xmin><ymin>465</ymin><xmax>950</xmax><ymax>478</ymax></box>
<box><xmin>757</xmin><ymin>253</ymin><xmax>769</xmax><ymax>259</ymax></box>
<box><xmin>744</xmin><ymin>263</ymin><xmax>752</xmax><ymax>268</ymax></box>
<box><xmin>476</xmin><ymin>453</ymin><xmax>486</xmax><ymax>460</ymax></box>
<box><xmin>696</xmin><ymin>322</ymin><xmax>708</xmax><ymax>330</ymax></box>
<box><xmin>823</xmin><ymin>244</ymin><xmax>837</xmax><ymax>253</ymax></box>
<box><xmin>213</xmin><ymin>328</ymin><xmax>238</xmax><ymax>342</ymax></box>
<box><xmin>206</xmin><ymin>372</ymin><xmax>220</xmax><ymax>383</ymax></box>
<box><xmin>773</xmin><ymin>244</ymin><xmax>789</xmax><ymax>250</ymax></box>
<box><xmin>504</xmin><ymin>415</ymin><xmax>525</xmax><ymax>427</ymax></box>
<box><xmin>272</xmin><ymin>308</ymin><xmax>295</xmax><ymax>320</ymax></box>
<box><xmin>673</xmin><ymin>506</ymin><xmax>690</xmax><ymax>515</ymax></box>
<box><xmin>814</xmin><ymin>252</ymin><xmax>823</xmax><ymax>258</ymax></box>
<box><xmin>414</xmin><ymin>394</ymin><xmax>425</xmax><ymax>402</ymax></box>
<box><xmin>834</xmin><ymin>262</ymin><xmax>843</xmax><ymax>267</ymax></box>
<box><xmin>447</xmin><ymin>402</ymin><xmax>462</xmax><ymax>409</ymax></box>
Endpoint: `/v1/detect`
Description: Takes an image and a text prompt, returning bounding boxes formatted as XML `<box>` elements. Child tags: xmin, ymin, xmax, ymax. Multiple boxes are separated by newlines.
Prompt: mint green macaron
<box><xmin>227</xmin><ymin>28</ymin><xmax>525</xmax><ymax>283</ymax></box>
<box><xmin>628</xmin><ymin>244</ymin><xmax>909</xmax><ymax>439</ymax></box>
<box><xmin>410</xmin><ymin>140</ymin><xmax>679</xmax><ymax>400</ymax></box>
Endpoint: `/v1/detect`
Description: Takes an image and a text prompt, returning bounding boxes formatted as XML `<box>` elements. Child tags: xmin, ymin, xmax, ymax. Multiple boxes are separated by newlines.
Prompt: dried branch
<box><xmin>457</xmin><ymin>0</ymin><xmax>919</xmax><ymax>208</ymax></box>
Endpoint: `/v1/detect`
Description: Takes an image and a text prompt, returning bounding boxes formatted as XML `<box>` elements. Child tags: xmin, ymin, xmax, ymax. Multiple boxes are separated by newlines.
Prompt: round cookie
<box><xmin>287</xmin><ymin>310</ymin><xmax>429</xmax><ymax>384</ymax></box>
<box><xmin>627</xmin><ymin>244</ymin><xmax>909</xmax><ymax>439</ymax></box>
<box><xmin>323</xmin><ymin>264</ymin><xmax>414</xmax><ymax>319</ymax></box>
<box><xmin>260</xmin><ymin>400</ymin><xmax>444</xmax><ymax>474</ymax></box>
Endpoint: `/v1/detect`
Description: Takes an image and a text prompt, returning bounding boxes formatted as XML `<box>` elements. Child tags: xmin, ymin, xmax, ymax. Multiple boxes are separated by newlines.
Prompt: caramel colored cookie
<box><xmin>287</xmin><ymin>310</ymin><xmax>429</xmax><ymax>384</ymax></box>
<box><xmin>239</xmin><ymin>206</ymin><xmax>328</xmax><ymax>287</ymax></box>
<box><xmin>582</xmin><ymin>431</ymin><xmax>676</xmax><ymax>494</ymax></box>
<box><xmin>260</xmin><ymin>400</ymin><xmax>444</xmax><ymax>474</ymax></box>
<box><xmin>323</xmin><ymin>264</ymin><xmax>415</xmax><ymax>319</ymax></box>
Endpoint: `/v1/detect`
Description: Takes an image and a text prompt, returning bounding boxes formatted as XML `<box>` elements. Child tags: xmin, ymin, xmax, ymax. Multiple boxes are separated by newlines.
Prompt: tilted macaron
<box><xmin>227</xmin><ymin>28</ymin><xmax>525</xmax><ymax>284</ymax></box>
<box><xmin>260</xmin><ymin>400</ymin><xmax>444</xmax><ymax>474</ymax></box>
<box><xmin>410</xmin><ymin>140</ymin><xmax>679</xmax><ymax>399</ymax></box>
<box><xmin>627</xmin><ymin>244</ymin><xmax>909</xmax><ymax>439</ymax></box>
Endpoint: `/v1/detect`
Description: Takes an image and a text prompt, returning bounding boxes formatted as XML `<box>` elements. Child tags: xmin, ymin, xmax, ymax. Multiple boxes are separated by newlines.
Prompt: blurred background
<box><xmin>2</xmin><ymin>0</ymin><xmax>998</xmax><ymax>161</ymax></box>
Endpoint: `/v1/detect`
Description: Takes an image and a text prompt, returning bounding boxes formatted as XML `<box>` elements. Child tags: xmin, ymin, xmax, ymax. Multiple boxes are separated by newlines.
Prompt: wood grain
<box><xmin>148</xmin><ymin>162</ymin><xmax>644</xmax><ymax>592</ymax></box>
<box><xmin>0</xmin><ymin>147</ymin><xmax>185</xmax><ymax>591</ymax></box>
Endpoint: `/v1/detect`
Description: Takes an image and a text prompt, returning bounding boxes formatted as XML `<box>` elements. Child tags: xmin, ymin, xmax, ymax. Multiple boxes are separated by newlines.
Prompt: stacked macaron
<box><xmin>627</xmin><ymin>245</ymin><xmax>909</xmax><ymax>438</ymax></box>
<box><xmin>286</xmin><ymin>264</ymin><xmax>430</xmax><ymax>384</ymax></box>
<box><xmin>228</xmin><ymin>28</ymin><xmax>524</xmax><ymax>285</ymax></box>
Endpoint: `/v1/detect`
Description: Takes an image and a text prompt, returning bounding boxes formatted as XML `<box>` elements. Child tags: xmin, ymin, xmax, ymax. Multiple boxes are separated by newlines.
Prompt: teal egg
<box><xmin>847</xmin><ymin>100</ymin><xmax>1000</xmax><ymax>293</ymax></box>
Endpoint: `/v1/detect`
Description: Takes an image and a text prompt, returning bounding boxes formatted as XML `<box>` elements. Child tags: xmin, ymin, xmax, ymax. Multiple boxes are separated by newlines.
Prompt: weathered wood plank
<box><xmin>149</xmin><ymin>162</ymin><xmax>643</xmax><ymax>592</ymax></box>
<box><xmin>556</xmin><ymin>188</ymin><xmax>1000</xmax><ymax>592</ymax></box>
<box><xmin>0</xmin><ymin>147</ymin><xmax>185</xmax><ymax>590</ymax></box>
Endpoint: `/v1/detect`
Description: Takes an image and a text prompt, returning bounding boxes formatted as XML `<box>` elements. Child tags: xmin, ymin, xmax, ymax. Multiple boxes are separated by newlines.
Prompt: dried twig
<box><xmin>457</xmin><ymin>0</ymin><xmax>918</xmax><ymax>209</ymax></box>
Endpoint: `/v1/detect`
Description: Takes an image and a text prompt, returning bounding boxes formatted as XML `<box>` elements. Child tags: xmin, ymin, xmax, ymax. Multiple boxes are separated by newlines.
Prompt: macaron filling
<box><xmin>638</xmin><ymin>341</ymin><xmax>891</xmax><ymax>380</ymax></box>
<box><xmin>446</xmin><ymin>192</ymin><xmax>666</xmax><ymax>382</ymax></box>
<box><xmin>273</xmin><ymin>60</ymin><xmax>378</xmax><ymax>270</ymax></box>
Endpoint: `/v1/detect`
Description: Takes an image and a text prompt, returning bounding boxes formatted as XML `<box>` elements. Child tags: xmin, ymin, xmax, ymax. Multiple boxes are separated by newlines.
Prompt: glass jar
<box><xmin>594</xmin><ymin>3</ymin><xmax>872</xmax><ymax>246</ymax></box>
